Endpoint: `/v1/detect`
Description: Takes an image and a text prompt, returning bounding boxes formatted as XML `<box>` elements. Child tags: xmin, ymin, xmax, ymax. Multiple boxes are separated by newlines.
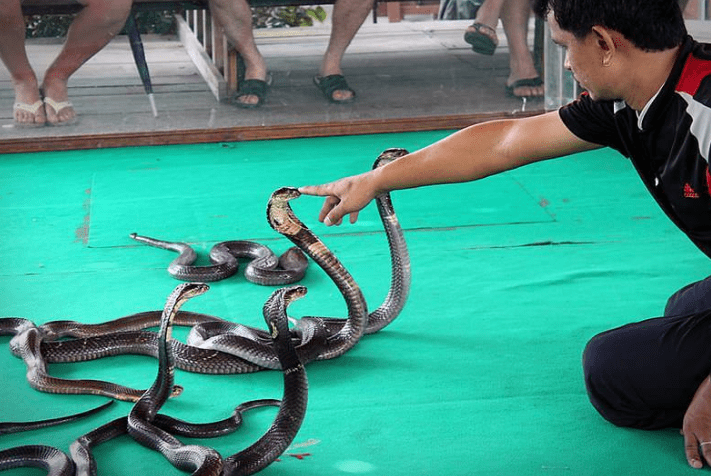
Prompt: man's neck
<box><xmin>623</xmin><ymin>46</ymin><xmax>681</xmax><ymax>111</ymax></box>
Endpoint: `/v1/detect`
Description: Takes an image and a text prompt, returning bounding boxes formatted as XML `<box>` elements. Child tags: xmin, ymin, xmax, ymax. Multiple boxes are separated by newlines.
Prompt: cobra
<box><xmin>129</xmin><ymin>235</ymin><xmax>308</xmax><ymax>285</ymax></box>
<box><xmin>190</xmin><ymin>148</ymin><xmax>412</xmax><ymax>368</ymax></box>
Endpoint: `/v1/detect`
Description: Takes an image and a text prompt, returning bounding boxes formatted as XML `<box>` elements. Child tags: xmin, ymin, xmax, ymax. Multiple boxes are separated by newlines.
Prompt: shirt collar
<box><xmin>635</xmin><ymin>86</ymin><xmax>664</xmax><ymax>131</ymax></box>
<box><xmin>613</xmin><ymin>36</ymin><xmax>697</xmax><ymax>131</ymax></box>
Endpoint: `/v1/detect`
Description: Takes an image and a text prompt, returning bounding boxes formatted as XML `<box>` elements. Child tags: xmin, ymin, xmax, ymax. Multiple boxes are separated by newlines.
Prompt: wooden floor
<box><xmin>0</xmin><ymin>19</ymin><xmax>541</xmax><ymax>152</ymax></box>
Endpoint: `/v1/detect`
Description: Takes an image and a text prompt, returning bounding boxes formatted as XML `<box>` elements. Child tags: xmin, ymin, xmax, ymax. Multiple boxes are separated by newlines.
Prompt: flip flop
<box><xmin>505</xmin><ymin>77</ymin><xmax>544</xmax><ymax>98</ymax></box>
<box><xmin>232</xmin><ymin>78</ymin><xmax>270</xmax><ymax>109</ymax></box>
<box><xmin>43</xmin><ymin>97</ymin><xmax>78</xmax><ymax>126</ymax></box>
<box><xmin>13</xmin><ymin>100</ymin><xmax>45</xmax><ymax>127</ymax></box>
<box><xmin>464</xmin><ymin>22</ymin><xmax>498</xmax><ymax>56</ymax></box>
<box><xmin>313</xmin><ymin>75</ymin><xmax>356</xmax><ymax>104</ymax></box>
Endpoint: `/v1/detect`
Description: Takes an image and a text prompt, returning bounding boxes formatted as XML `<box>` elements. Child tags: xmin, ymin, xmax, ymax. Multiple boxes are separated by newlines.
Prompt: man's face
<box><xmin>547</xmin><ymin>13</ymin><xmax>619</xmax><ymax>102</ymax></box>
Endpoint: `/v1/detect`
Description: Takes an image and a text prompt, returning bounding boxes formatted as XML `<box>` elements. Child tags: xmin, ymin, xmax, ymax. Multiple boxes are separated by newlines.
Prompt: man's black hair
<box><xmin>532</xmin><ymin>0</ymin><xmax>687</xmax><ymax>51</ymax></box>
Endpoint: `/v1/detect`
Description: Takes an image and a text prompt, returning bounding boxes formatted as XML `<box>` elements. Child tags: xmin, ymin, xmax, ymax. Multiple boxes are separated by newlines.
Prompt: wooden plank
<box><xmin>0</xmin><ymin>111</ymin><xmax>541</xmax><ymax>153</ymax></box>
<box><xmin>175</xmin><ymin>13</ymin><xmax>227</xmax><ymax>101</ymax></box>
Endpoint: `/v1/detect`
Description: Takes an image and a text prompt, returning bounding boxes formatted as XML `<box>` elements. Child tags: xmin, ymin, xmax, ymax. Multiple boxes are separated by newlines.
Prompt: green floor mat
<box><xmin>0</xmin><ymin>131</ymin><xmax>708</xmax><ymax>475</ymax></box>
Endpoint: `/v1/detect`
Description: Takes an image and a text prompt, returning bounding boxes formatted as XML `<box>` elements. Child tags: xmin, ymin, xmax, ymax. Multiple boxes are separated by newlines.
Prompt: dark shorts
<box><xmin>583</xmin><ymin>275</ymin><xmax>711</xmax><ymax>430</ymax></box>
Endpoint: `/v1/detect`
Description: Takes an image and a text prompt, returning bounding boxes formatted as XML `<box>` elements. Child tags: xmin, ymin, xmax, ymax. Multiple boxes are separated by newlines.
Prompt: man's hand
<box><xmin>298</xmin><ymin>171</ymin><xmax>380</xmax><ymax>226</ymax></box>
<box><xmin>683</xmin><ymin>376</ymin><xmax>711</xmax><ymax>468</ymax></box>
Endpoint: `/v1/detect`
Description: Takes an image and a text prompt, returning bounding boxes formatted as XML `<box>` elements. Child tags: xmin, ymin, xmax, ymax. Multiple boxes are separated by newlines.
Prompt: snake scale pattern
<box><xmin>0</xmin><ymin>149</ymin><xmax>411</xmax><ymax>475</ymax></box>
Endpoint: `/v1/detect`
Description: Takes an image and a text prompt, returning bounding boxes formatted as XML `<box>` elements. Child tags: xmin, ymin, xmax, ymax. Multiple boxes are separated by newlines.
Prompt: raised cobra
<box><xmin>3</xmin><ymin>148</ymin><xmax>410</xmax><ymax>380</ymax></box>
<box><xmin>221</xmin><ymin>285</ymin><xmax>309</xmax><ymax>476</ymax></box>
<box><xmin>126</xmin><ymin>282</ymin><xmax>307</xmax><ymax>476</ymax></box>
<box><xmin>190</xmin><ymin>148</ymin><xmax>412</xmax><ymax>368</ymax></box>
<box><xmin>129</xmin><ymin>234</ymin><xmax>308</xmax><ymax>285</ymax></box>
<box><xmin>127</xmin><ymin>282</ymin><xmax>223</xmax><ymax>476</ymax></box>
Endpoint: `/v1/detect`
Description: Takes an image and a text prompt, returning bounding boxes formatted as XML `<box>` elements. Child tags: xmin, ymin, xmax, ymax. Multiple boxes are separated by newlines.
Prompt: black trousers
<box><xmin>583</xmin><ymin>275</ymin><xmax>711</xmax><ymax>430</ymax></box>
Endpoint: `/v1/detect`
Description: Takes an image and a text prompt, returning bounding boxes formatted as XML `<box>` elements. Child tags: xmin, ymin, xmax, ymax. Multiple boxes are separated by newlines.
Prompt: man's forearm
<box><xmin>370</xmin><ymin>120</ymin><xmax>520</xmax><ymax>195</ymax></box>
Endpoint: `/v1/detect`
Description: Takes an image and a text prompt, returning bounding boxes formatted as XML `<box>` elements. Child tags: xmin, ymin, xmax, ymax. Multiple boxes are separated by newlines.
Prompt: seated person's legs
<box><xmin>464</xmin><ymin>0</ymin><xmax>504</xmax><ymax>55</ymax></box>
<box><xmin>209</xmin><ymin>0</ymin><xmax>269</xmax><ymax>107</ymax></box>
<box><xmin>0</xmin><ymin>0</ymin><xmax>46</xmax><ymax>126</ymax></box>
<box><xmin>314</xmin><ymin>0</ymin><xmax>372</xmax><ymax>103</ymax></box>
<box><xmin>499</xmin><ymin>0</ymin><xmax>543</xmax><ymax>97</ymax></box>
<box><xmin>583</xmin><ymin>307</ymin><xmax>711</xmax><ymax>430</ymax></box>
<box><xmin>41</xmin><ymin>0</ymin><xmax>132</xmax><ymax>124</ymax></box>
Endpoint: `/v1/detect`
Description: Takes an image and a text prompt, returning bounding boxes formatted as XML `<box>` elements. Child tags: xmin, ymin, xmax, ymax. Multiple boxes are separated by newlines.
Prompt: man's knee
<box><xmin>582</xmin><ymin>329</ymin><xmax>685</xmax><ymax>430</ymax></box>
<box><xmin>582</xmin><ymin>331</ymin><xmax>632</xmax><ymax>426</ymax></box>
<box><xmin>583</xmin><ymin>330</ymin><xmax>658</xmax><ymax>428</ymax></box>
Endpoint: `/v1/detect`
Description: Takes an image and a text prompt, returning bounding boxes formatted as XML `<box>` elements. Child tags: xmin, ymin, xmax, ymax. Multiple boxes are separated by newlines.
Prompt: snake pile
<box><xmin>0</xmin><ymin>149</ymin><xmax>411</xmax><ymax>476</ymax></box>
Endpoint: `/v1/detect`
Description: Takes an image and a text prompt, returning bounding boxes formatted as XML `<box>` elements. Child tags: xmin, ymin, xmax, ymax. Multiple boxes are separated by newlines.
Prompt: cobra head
<box><xmin>267</xmin><ymin>187</ymin><xmax>303</xmax><ymax>236</ymax></box>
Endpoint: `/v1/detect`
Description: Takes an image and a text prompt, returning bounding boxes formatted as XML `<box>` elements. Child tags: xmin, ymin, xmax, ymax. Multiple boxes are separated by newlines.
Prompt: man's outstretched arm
<box><xmin>299</xmin><ymin>111</ymin><xmax>600</xmax><ymax>225</ymax></box>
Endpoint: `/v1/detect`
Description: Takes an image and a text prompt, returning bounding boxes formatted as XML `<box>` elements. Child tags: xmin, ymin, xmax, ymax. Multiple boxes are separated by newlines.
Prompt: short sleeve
<box><xmin>558</xmin><ymin>94</ymin><xmax>626</xmax><ymax>152</ymax></box>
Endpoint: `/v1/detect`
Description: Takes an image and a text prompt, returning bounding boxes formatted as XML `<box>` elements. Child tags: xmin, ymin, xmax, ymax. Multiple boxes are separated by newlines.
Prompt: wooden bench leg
<box><xmin>386</xmin><ymin>2</ymin><xmax>403</xmax><ymax>22</ymax></box>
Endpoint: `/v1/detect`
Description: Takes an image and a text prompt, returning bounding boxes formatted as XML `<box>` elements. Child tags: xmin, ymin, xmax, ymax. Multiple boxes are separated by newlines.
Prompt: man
<box><xmin>0</xmin><ymin>0</ymin><xmax>133</xmax><ymax>126</ymax></box>
<box><xmin>209</xmin><ymin>0</ymin><xmax>372</xmax><ymax>107</ymax></box>
<box><xmin>299</xmin><ymin>0</ymin><xmax>711</xmax><ymax>468</ymax></box>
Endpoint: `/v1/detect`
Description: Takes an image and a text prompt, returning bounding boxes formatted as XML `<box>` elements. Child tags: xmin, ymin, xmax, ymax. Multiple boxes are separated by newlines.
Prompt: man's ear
<box><xmin>591</xmin><ymin>25</ymin><xmax>616</xmax><ymax>66</ymax></box>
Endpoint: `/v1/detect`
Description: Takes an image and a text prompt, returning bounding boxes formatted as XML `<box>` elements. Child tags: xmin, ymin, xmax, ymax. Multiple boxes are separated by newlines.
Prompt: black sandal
<box><xmin>464</xmin><ymin>22</ymin><xmax>498</xmax><ymax>56</ymax></box>
<box><xmin>505</xmin><ymin>77</ymin><xmax>544</xmax><ymax>98</ymax></box>
<box><xmin>232</xmin><ymin>79</ymin><xmax>269</xmax><ymax>109</ymax></box>
<box><xmin>313</xmin><ymin>74</ymin><xmax>356</xmax><ymax>103</ymax></box>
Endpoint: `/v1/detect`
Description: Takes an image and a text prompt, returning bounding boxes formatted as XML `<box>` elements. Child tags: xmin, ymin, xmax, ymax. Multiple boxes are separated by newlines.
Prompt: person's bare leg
<box><xmin>465</xmin><ymin>0</ymin><xmax>505</xmax><ymax>40</ymax></box>
<box><xmin>318</xmin><ymin>0</ymin><xmax>372</xmax><ymax>101</ymax></box>
<box><xmin>500</xmin><ymin>0</ymin><xmax>543</xmax><ymax>97</ymax></box>
<box><xmin>209</xmin><ymin>0</ymin><xmax>267</xmax><ymax>106</ymax></box>
<box><xmin>0</xmin><ymin>0</ymin><xmax>45</xmax><ymax>125</ymax></box>
<box><xmin>41</xmin><ymin>0</ymin><xmax>131</xmax><ymax>123</ymax></box>
<box><xmin>473</xmin><ymin>0</ymin><xmax>504</xmax><ymax>27</ymax></box>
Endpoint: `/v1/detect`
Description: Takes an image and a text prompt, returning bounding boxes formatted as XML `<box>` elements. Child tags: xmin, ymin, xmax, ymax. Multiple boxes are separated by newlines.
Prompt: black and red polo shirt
<box><xmin>559</xmin><ymin>36</ymin><xmax>711</xmax><ymax>257</ymax></box>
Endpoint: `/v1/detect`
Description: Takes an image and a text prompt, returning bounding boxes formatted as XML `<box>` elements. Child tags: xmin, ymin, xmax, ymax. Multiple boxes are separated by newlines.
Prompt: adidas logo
<box><xmin>684</xmin><ymin>183</ymin><xmax>700</xmax><ymax>198</ymax></box>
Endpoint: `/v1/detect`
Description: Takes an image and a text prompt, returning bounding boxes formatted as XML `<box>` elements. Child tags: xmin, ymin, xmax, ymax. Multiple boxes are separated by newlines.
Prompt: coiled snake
<box><xmin>129</xmin><ymin>235</ymin><xmax>308</xmax><ymax>285</ymax></box>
